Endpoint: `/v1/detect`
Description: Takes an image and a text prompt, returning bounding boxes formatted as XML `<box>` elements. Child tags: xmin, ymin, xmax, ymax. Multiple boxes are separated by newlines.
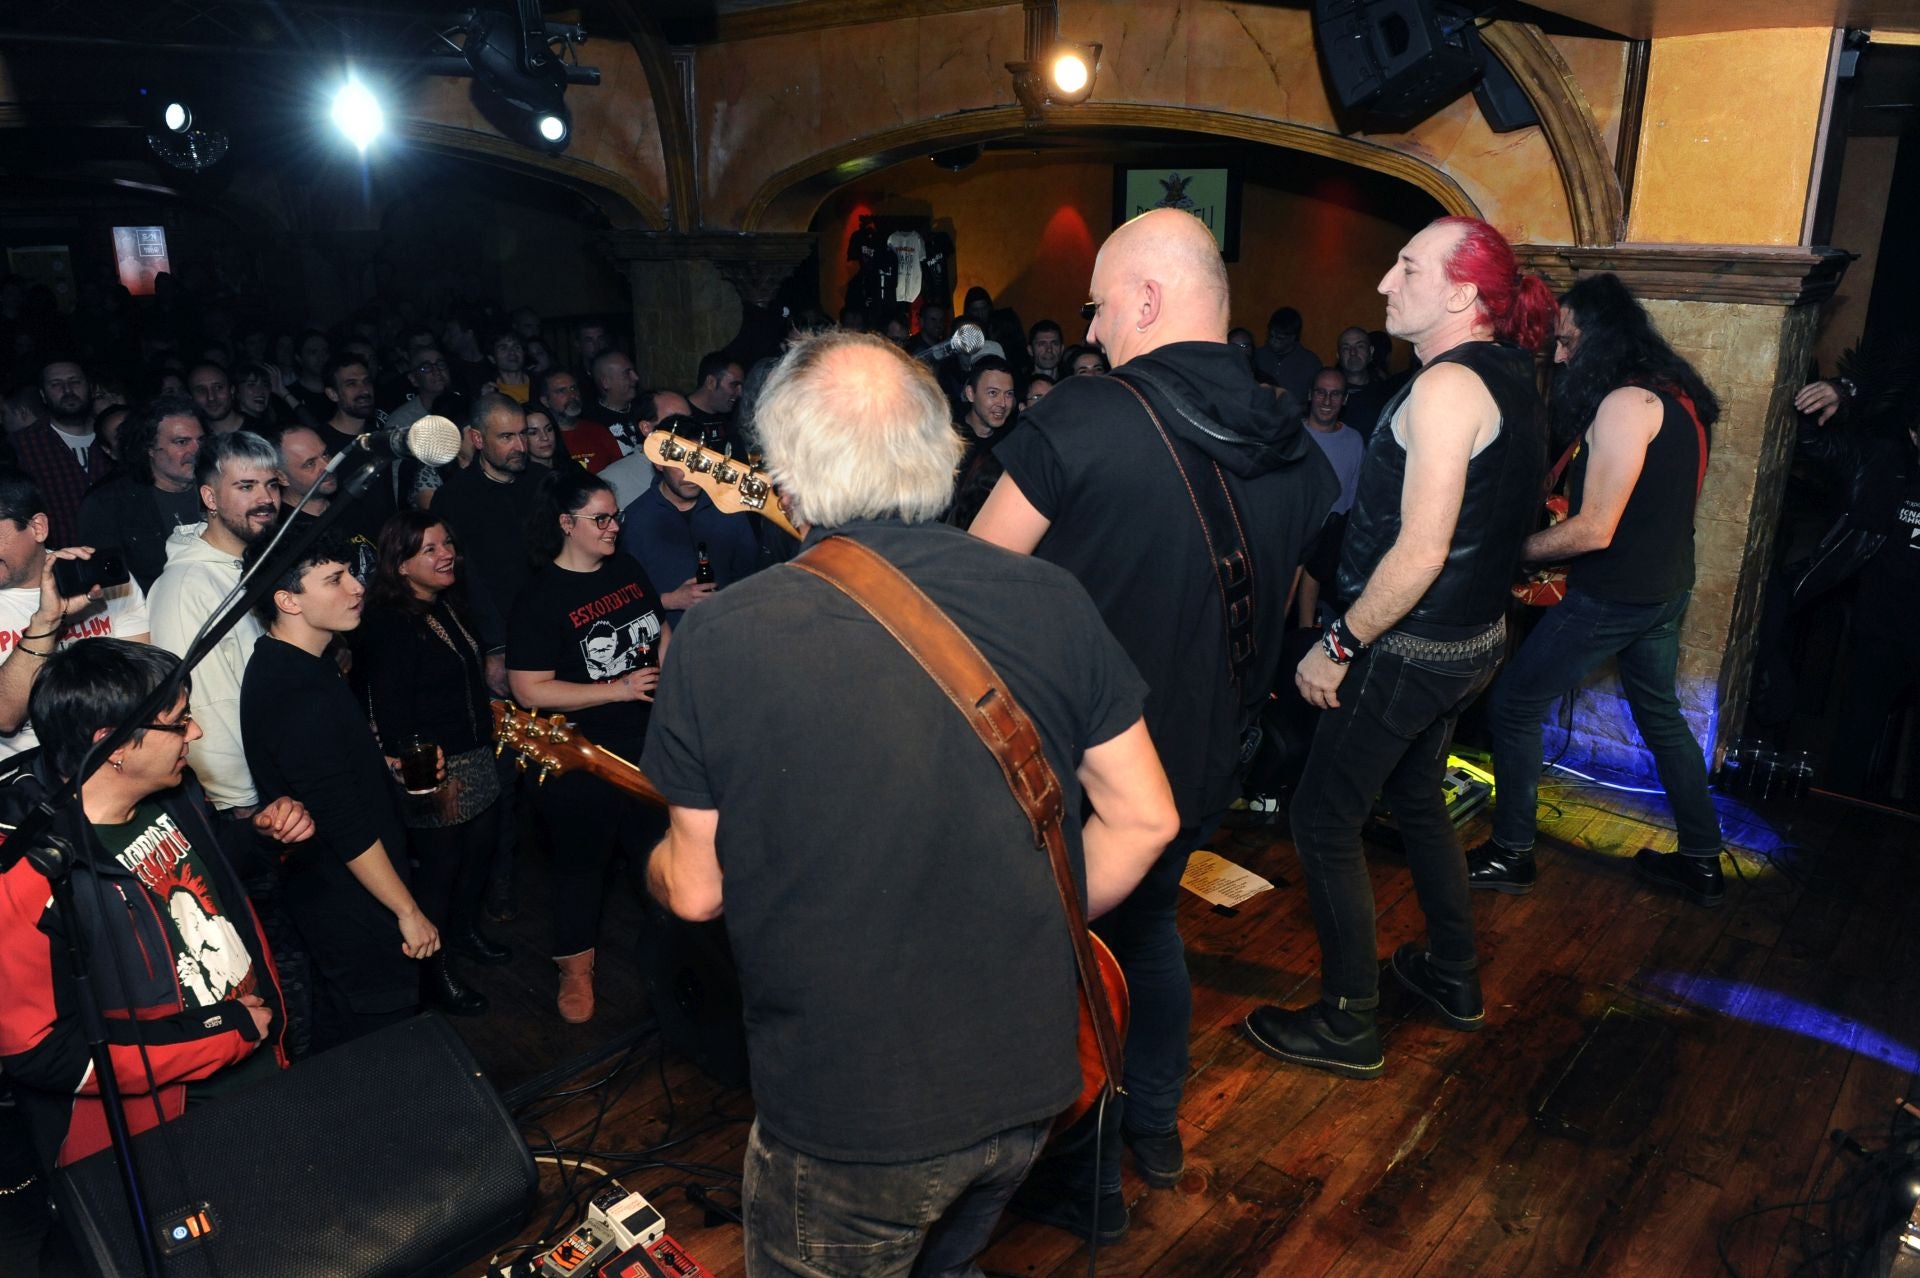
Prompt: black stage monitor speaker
<box><xmin>55</xmin><ymin>1013</ymin><xmax>537</xmax><ymax>1278</ymax></box>
<box><xmin>1313</xmin><ymin>0</ymin><xmax>1482</xmax><ymax>121</ymax></box>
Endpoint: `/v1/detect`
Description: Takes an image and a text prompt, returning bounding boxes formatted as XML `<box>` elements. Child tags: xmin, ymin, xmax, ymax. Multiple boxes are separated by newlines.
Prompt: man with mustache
<box><xmin>13</xmin><ymin>358</ymin><xmax>113</xmax><ymax>547</ymax></box>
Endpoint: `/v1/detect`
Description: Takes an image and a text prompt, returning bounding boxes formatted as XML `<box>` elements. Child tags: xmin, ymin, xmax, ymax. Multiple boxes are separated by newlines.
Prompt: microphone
<box><xmin>356</xmin><ymin>414</ymin><xmax>463</xmax><ymax>467</ymax></box>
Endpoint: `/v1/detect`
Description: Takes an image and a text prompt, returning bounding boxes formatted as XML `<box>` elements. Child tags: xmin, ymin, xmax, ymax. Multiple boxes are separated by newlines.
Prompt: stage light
<box><xmin>1051</xmin><ymin>50</ymin><xmax>1090</xmax><ymax>96</ymax></box>
<box><xmin>536</xmin><ymin>111</ymin><xmax>568</xmax><ymax>144</ymax></box>
<box><xmin>330</xmin><ymin>77</ymin><xmax>385</xmax><ymax>153</ymax></box>
<box><xmin>163</xmin><ymin>102</ymin><xmax>192</xmax><ymax>133</ymax></box>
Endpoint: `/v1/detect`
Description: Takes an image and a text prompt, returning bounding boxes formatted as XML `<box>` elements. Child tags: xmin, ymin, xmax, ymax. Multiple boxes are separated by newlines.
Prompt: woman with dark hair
<box><xmin>506</xmin><ymin>468</ymin><xmax>668</xmax><ymax>1022</ymax></box>
<box><xmin>358</xmin><ymin>510</ymin><xmax>510</xmax><ymax>1017</ymax></box>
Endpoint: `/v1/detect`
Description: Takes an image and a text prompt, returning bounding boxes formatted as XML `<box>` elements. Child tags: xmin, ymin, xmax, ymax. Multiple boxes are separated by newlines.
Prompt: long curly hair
<box><xmin>1553</xmin><ymin>273</ymin><xmax>1720</xmax><ymax>441</ymax></box>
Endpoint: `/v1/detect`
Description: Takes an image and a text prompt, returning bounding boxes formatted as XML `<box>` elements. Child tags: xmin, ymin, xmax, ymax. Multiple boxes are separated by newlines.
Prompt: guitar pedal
<box><xmin>587</xmin><ymin>1184</ymin><xmax>665</xmax><ymax>1251</ymax></box>
<box><xmin>536</xmin><ymin>1220</ymin><xmax>617</xmax><ymax>1277</ymax></box>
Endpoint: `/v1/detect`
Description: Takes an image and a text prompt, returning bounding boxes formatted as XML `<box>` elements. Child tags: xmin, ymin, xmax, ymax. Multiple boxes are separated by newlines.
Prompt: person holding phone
<box><xmin>0</xmin><ymin>466</ymin><xmax>148</xmax><ymax>763</ymax></box>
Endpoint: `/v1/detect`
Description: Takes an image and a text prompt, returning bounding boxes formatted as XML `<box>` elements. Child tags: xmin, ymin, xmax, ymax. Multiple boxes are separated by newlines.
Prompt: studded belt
<box><xmin>1374</xmin><ymin>618</ymin><xmax>1506</xmax><ymax>660</ymax></box>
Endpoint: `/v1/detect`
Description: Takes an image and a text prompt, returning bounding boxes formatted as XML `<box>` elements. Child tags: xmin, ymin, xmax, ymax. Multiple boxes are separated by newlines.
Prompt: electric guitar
<box><xmin>641</xmin><ymin>430</ymin><xmax>802</xmax><ymax>540</ymax></box>
<box><xmin>488</xmin><ymin>697</ymin><xmax>1125</xmax><ymax>1134</ymax></box>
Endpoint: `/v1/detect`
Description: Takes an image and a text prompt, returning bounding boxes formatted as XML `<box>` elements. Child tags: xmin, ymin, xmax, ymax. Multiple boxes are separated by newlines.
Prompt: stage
<box><xmin>445</xmin><ymin>777</ymin><xmax>1918</xmax><ymax>1277</ymax></box>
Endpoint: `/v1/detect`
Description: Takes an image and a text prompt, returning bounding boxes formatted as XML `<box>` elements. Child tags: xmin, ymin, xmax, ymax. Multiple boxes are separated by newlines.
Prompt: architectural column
<box><xmin>1518</xmin><ymin>244</ymin><xmax>1849</xmax><ymax>776</ymax></box>
<box><xmin>604</xmin><ymin>231</ymin><xmax>816</xmax><ymax>389</ymax></box>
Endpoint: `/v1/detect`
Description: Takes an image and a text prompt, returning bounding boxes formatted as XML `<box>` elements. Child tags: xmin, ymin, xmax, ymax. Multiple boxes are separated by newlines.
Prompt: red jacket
<box><xmin>0</xmin><ymin>757</ymin><xmax>288</xmax><ymax>1168</ymax></box>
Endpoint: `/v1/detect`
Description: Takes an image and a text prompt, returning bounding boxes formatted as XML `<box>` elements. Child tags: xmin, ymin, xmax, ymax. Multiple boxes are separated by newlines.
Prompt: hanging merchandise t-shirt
<box><xmin>94</xmin><ymin>801</ymin><xmax>258</xmax><ymax>1010</ymax></box>
<box><xmin>887</xmin><ymin>230</ymin><xmax>926</xmax><ymax>303</ymax></box>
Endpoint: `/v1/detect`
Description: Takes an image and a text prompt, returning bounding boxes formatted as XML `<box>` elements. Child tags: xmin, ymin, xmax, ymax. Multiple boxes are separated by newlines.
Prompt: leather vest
<box><xmin>1335</xmin><ymin>341</ymin><xmax>1546</xmax><ymax>631</ymax></box>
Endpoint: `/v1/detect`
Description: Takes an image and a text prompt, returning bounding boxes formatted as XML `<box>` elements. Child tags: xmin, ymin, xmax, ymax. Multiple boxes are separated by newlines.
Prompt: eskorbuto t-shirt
<box><xmin>506</xmin><ymin>554</ymin><xmax>663</xmax><ymax>756</ymax></box>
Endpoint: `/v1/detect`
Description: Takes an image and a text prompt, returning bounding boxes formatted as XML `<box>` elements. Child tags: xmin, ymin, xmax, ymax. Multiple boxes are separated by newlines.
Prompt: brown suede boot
<box><xmin>555</xmin><ymin>949</ymin><xmax>596</xmax><ymax>1023</ymax></box>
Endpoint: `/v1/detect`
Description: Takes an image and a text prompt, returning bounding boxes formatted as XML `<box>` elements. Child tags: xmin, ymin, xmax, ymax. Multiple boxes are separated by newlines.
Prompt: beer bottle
<box><xmin>695</xmin><ymin>542</ymin><xmax>714</xmax><ymax>586</ymax></box>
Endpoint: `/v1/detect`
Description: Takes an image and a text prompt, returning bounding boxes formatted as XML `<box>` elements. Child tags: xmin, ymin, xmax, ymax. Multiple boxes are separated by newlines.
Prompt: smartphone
<box><xmin>53</xmin><ymin>551</ymin><xmax>131</xmax><ymax>598</ymax></box>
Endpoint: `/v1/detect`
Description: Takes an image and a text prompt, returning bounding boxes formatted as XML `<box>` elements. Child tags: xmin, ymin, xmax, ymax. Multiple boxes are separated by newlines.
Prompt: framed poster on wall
<box><xmin>1113</xmin><ymin>167</ymin><xmax>1241</xmax><ymax>261</ymax></box>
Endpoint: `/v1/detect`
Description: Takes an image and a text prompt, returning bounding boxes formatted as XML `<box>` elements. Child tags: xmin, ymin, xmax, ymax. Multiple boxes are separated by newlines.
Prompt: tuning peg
<box><xmin>537</xmin><ymin>766</ymin><xmax>553</xmax><ymax>785</ymax></box>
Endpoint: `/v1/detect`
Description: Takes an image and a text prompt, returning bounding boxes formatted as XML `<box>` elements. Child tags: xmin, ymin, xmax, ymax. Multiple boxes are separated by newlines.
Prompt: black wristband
<box><xmin>1323</xmin><ymin>615</ymin><xmax>1367</xmax><ymax>666</ymax></box>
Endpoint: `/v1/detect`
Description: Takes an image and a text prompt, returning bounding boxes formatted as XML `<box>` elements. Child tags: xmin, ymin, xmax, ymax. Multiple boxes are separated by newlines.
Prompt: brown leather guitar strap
<box><xmin>788</xmin><ymin>535</ymin><xmax>1126</xmax><ymax>1095</ymax></box>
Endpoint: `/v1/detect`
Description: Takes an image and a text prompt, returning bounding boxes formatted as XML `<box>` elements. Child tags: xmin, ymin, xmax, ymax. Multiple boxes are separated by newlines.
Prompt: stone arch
<box><xmin>401</xmin><ymin>121</ymin><xmax>668</xmax><ymax>231</ymax></box>
<box><xmin>741</xmin><ymin>104</ymin><xmax>1480</xmax><ymax>235</ymax></box>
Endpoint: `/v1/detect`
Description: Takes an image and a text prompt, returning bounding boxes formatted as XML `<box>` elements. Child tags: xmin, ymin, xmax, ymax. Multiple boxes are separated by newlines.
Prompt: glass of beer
<box><xmin>399</xmin><ymin>737</ymin><xmax>440</xmax><ymax>795</ymax></box>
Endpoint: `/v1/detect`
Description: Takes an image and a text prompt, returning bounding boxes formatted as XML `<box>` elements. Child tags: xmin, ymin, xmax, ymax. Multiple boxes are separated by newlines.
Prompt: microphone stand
<box><xmin>1</xmin><ymin>450</ymin><xmax>392</xmax><ymax>1277</ymax></box>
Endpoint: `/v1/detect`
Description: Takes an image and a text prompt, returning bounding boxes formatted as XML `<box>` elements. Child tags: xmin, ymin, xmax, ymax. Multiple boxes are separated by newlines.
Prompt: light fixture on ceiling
<box><xmin>1006</xmin><ymin>41</ymin><xmax>1101</xmax><ymax>118</ymax></box>
<box><xmin>330</xmin><ymin>75</ymin><xmax>386</xmax><ymax>152</ymax></box>
<box><xmin>434</xmin><ymin>1</ymin><xmax>599</xmax><ymax>154</ymax></box>
<box><xmin>162</xmin><ymin>102</ymin><xmax>192</xmax><ymax>133</ymax></box>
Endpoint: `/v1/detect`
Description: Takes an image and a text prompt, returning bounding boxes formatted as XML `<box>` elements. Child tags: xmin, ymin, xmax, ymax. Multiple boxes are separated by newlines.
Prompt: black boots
<box><xmin>1465</xmin><ymin>840</ymin><xmax>1537</xmax><ymax>894</ymax></box>
<box><xmin>453</xmin><ymin>926</ymin><xmax>513</xmax><ymax>965</ymax></box>
<box><xmin>423</xmin><ymin>956</ymin><xmax>487</xmax><ymax>1016</ymax></box>
<box><xmin>1388</xmin><ymin>943</ymin><xmax>1484</xmax><ymax>1031</ymax></box>
<box><xmin>1242</xmin><ymin>1003</ymin><xmax>1384</xmax><ymax>1079</ymax></box>
<box><xmin>1634</xmin><ymin>848</ymin><xmax>1725</xmax><ymax>907</ymax></box>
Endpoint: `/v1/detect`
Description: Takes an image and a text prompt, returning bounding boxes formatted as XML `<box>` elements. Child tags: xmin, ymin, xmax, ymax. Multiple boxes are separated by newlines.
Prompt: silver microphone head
<box><xmin>950</xmin><ymin>323</ymin><xmax>987</xmax><ymax>358</ymax></box>
<box><xmin>409</xmin><ymin>415</ymin><xmax>463</xmax><ymax>466</ymax></box>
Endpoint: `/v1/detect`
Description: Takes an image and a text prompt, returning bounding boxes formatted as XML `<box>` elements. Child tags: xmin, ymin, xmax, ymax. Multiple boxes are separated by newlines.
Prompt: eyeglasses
<box><xmin>1079</xmin><ymin>301</ymin><xmax>1101</xmax><ymax>322</ymax></box>
<box><xmin>140</xmin><ymin>713</ymin><xmax>196</xmax><ymax>735</ymax></box>
<box><xmin>415</xmin><ymin>360</ymin><xmax>450</xmax><ymax>374</ymax></box>
<box><xmin>569</xmin><ymin>511</ymin><xmax>624</xmax><ymax>530</ymax></box>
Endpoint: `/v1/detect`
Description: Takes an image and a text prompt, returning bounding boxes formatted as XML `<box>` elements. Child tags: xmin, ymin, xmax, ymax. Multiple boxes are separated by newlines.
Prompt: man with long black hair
<box><xmin>1467</xmin><ymin>272</ymin><xmax>1728</xmax><ymax>905</ymax></box>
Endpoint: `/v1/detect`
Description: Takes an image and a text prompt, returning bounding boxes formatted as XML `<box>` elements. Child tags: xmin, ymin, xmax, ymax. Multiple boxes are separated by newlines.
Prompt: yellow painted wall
<box><xmin>1626</xmin><ymin>27</ymin><xmax>1833</xmax><ymax>245</ymax></box>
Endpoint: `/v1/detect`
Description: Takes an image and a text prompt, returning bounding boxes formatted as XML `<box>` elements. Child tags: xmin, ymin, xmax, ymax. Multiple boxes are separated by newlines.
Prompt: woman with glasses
<box><xmin>359</xmin><ymin>511</ymin><xmax>512</xmax><ymax>1018</ymax></box>
<box><xmin>506</xmin><ymin>469</ymin><xmax>668</xmax><ymax>1022</ymax></box>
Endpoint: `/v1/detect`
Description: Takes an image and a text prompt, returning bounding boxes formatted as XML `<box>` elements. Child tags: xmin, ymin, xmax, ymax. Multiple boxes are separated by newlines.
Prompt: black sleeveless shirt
<box><xmin>1566</xmin><ymin>386</ymin><xmax>1703</xmax><ymax>604</ymax></box>
<box><xmin>1335</xmin><ymin>341</ymin><xmax>1547</xmax><ymax>634</ymax></box>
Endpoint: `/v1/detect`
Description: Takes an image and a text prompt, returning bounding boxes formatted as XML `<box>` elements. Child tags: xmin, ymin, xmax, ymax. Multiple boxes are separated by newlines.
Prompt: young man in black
<box><xmin>973</xmin><ymin>209</ymin><xmax>1338</xmax><ymax>1236</ymax></box>
<box><xmin>77</xmin><ymin>395</ymin><xmax>205</xmax><ymax>591</ymax></box>
<box><xmin>240</xmin><ymin>535</ymin><xmax>440</xmax><ymax>1051</ymax></box>
<box><xmin>1244</xmin><ymin>216</ymin><xmax>1550</xmax><ymax>1079</ymax></box>
<box><xmin>647</xmin><ymin>331</ymin><xmax>1176</xmax><ymax>1274</ymax></box>
<box><xmin>685</xmin><ymin>350</ymin><xmax>745</xmax><ymax>453</ymax></box>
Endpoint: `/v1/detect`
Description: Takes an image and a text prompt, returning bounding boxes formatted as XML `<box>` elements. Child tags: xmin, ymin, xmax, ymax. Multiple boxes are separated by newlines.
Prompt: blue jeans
<box><xmin>1291</xmin><ymin>642</ymin><xmax>1503</xmax><ymax>1006</ymax></box>
<box><xmin>742</xmin><ymin>1118</ymin><xmax>1050</xmax><ymax>1278</ymax></box>
<box><xmin>1488</xmin><ymin>588</ymin><xmax>1723</xmax><ymax>858</ymax></box>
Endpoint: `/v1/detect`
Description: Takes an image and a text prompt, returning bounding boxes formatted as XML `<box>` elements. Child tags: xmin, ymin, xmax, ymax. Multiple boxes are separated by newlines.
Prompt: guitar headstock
<box><xmin>643</xmin><ymin>429</ymin><xmax>800</xmax><ymax>539</ymax></box>
<box><xmin>491</xmin><ymin>700</ymin><xmax>591</xmax><ymax>784</ymax></box>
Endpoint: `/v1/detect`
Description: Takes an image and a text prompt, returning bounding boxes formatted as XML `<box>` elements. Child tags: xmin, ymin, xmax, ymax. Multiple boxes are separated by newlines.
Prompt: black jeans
<box><xmin>408</xmin><ymin>801</ymin><xmax>500</xmax><ymax>936</ymax></box>
<box><xmin>742</xmin><ymin>1118</ymin><xmax>1049</xmax><ymax>1278</ymax></box>
<box><xmin>1290</xmin><ymin>641</ymin><xmax>1501</xmax><ymax>1009</ymax></box>
<box><xmin>534</xmin><ymin>771</ymin><xmax>668</xmax><ymax>957</ymax></box>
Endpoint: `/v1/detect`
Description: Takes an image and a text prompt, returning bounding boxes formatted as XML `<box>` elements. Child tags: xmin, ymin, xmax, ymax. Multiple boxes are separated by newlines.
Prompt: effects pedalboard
<box><xmin>533</xmin><ymin>1184</ymin><xmax>716</xmax><ymax>1278</ymax></box>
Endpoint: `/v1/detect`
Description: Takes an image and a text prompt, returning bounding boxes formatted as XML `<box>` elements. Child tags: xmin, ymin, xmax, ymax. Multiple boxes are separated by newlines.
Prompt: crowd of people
<box><xmin>0</xmin><ymin>200</ymin><xmax>1903</xmax><ymax>1277</ymax></box>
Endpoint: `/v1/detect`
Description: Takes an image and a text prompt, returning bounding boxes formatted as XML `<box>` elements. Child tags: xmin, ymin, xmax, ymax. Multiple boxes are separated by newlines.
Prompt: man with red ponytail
<box><xmin>1244</xmin><ymin>216</ymin><xmax>1549</xmax><ymax>1080</ymax></box>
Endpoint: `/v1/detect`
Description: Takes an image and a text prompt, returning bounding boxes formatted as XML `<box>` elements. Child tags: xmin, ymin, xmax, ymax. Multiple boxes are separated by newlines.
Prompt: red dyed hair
<box><xmin>1430</xmin><ymin>216</ymin><xmax>1556</xmax><ymax>351</ymax></box>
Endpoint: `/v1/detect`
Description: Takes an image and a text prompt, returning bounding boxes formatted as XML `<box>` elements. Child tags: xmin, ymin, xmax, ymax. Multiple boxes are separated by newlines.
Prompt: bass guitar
<box><xmin>641</xmin><ymin>430</ymin><xmax>802</xmax><ymax>540</ymax></box>
<box><xmin>488</xmin><ymin>698</ymin><xmax>1123</xmax><ymax>1134</ymax></box>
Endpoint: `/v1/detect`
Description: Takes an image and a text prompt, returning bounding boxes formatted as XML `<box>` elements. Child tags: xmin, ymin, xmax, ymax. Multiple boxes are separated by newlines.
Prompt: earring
<box><xmin>108</xmin><ymin>759</ymin><xmax>123</xmax><ymax>772</ymax></box>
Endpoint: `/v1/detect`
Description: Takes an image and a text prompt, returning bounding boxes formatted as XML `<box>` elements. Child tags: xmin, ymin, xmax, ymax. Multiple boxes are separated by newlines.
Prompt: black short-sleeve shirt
<box><xmin>642</xmin><ymin>520</ymin><xmax>1147</xmax><ymax>1163</ymax></box>
<box><xmin>506</xmin><ymin>553</ymin><xmax>664</xmax><ymax>757</ymax></box>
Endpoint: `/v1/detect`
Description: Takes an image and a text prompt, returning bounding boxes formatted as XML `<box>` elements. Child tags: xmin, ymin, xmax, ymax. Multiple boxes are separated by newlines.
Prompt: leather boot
<box><xmin>1634</xmin><ymin>848</ymin><xmax>1725</xmax><ymax>907</ymax></box>
<box><xmin>453</xmin><ymin>926</ymin><xmax>513</xmax><ymax>966</ymax></box>
<box><xmin>1242</xmin><ymin>1003</ymin><xmax>1383</xmax><ymax>1079</ymax></box>
<box><xmin>1389</xmin><ymin>943</ymin><xmax>1484</xmax><ymax>1031</ymax></box>
<box><xmin>423</xmin><ymin>956</ymin><xmax>487</xmax><ymax>1016</ymax></box>
<box><xmin>555</xmin><ymin>949</ymin><xmax>596</xmax><ymax>1023</ymax></box>
<box><xmin>1464</xmin><ymin>840</ymin><xmax>1537</xmax><ymax>894</ymax></box>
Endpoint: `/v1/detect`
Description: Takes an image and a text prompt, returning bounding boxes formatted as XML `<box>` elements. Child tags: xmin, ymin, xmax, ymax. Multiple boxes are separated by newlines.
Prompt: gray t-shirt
<box><xmin>1305</xmin><ymin>423</ymin><xmax>1366</xmax><ymax>515</ymax></box>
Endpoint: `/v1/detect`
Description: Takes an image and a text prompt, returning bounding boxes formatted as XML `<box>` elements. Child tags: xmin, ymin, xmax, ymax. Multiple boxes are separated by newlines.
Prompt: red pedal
<box><xmin>644</xmin><ymin>1234</ymin><xmax>713</xmax><ymax>1277</ymax></box>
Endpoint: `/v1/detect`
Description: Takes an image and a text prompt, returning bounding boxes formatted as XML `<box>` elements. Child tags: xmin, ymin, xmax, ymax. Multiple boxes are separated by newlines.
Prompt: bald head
<box><xmin>1087</xmin><ymin>209</ymin><xmax>1230</xmax><ymax>368</ymax></box>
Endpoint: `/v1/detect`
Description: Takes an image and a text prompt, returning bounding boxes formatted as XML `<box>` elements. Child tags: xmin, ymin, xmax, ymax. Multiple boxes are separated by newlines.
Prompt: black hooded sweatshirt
<box><xmin>994</xmin><ymin>340</ymin><xmax>1339</xmax><ymax>823</ymax></box>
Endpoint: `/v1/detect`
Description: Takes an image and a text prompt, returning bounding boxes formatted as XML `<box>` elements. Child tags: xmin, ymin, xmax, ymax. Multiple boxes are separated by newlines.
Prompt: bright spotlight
<box><xmin>536</xmin><ymin>112</ymin><xmax>568</xmax><ymax>144</ymax></box>
<box><xmin>1051</xmin><ymin>52</ymin><xmax>1089</xmax><ymax>96</ymax></box>
<box><xmin>163</xmin><ymin>102</ymin><xmax>192</xmax><ymax>133</ymax></box>
<box><xmin>330</xmin><ymin>77</ymin><xmax>385</xmax><ymax>152</ymax></box>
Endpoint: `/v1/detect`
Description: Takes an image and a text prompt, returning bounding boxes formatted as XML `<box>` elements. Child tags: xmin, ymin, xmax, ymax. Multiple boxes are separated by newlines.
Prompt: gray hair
<box><xmin>753</xmin><ymin>330</ymin><xmax>963</xmax><ymax>529</ymax></box>
<box><xmin>194</xmin><ymin>429</ymin><xmax>279</xmax><ymax>493</ymax></box>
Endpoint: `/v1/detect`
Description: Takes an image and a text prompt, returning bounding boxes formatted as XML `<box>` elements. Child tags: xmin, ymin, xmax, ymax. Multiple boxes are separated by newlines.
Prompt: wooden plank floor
<box><xmin>451</xmin><ymin>782</ymin><xmax>1919</xmax><ymax>1278</ymax></box>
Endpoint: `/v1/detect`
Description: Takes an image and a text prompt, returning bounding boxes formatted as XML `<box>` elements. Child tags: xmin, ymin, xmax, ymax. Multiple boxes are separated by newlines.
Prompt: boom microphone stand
<box><xmin>0</xmin><ymin>449</ymin><xmax>395</xmax><ymax>1277</ymax></box>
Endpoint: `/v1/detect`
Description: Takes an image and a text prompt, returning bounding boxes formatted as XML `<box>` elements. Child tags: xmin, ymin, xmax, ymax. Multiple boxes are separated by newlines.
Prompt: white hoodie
<box><xmin>147</xmin><ymin>524</ymin><xmax>262</xmax><ymax>810</ymax></box>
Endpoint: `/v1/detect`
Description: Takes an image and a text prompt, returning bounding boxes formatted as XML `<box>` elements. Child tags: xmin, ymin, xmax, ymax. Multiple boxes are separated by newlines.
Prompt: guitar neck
<box><xmin>580</xmin><ymin>742</ymin><xmax>668</xmax><ymax>809</ymax></box>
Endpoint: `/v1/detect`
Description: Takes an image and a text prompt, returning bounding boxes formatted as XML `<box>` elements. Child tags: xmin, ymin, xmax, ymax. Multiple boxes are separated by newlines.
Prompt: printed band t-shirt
<box><xmin>94</xmin><ymin>800</ymin><xmax>257</xmax><ymax>1009</ymax></box>
<box><xmin>506</xmin><ymin>553</ymin><xmax>664</xmax><ymax>757</ymax></box>
<box><xmin>0</xmin><ymin>578</ymin><xmax>150</xmax><ymax>760</ymax></box>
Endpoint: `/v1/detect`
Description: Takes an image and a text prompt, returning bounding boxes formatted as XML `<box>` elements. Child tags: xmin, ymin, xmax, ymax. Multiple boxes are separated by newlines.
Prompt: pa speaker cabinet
<box><xmin>55</xmin><ymin>1013</ymin><xmax>536</xmax><ymax>1278</ymax></box>
<box><xmin>1313</xmin><ymin>0</ymin><xmax>1481</xmax><ymax>121</ymax></box>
